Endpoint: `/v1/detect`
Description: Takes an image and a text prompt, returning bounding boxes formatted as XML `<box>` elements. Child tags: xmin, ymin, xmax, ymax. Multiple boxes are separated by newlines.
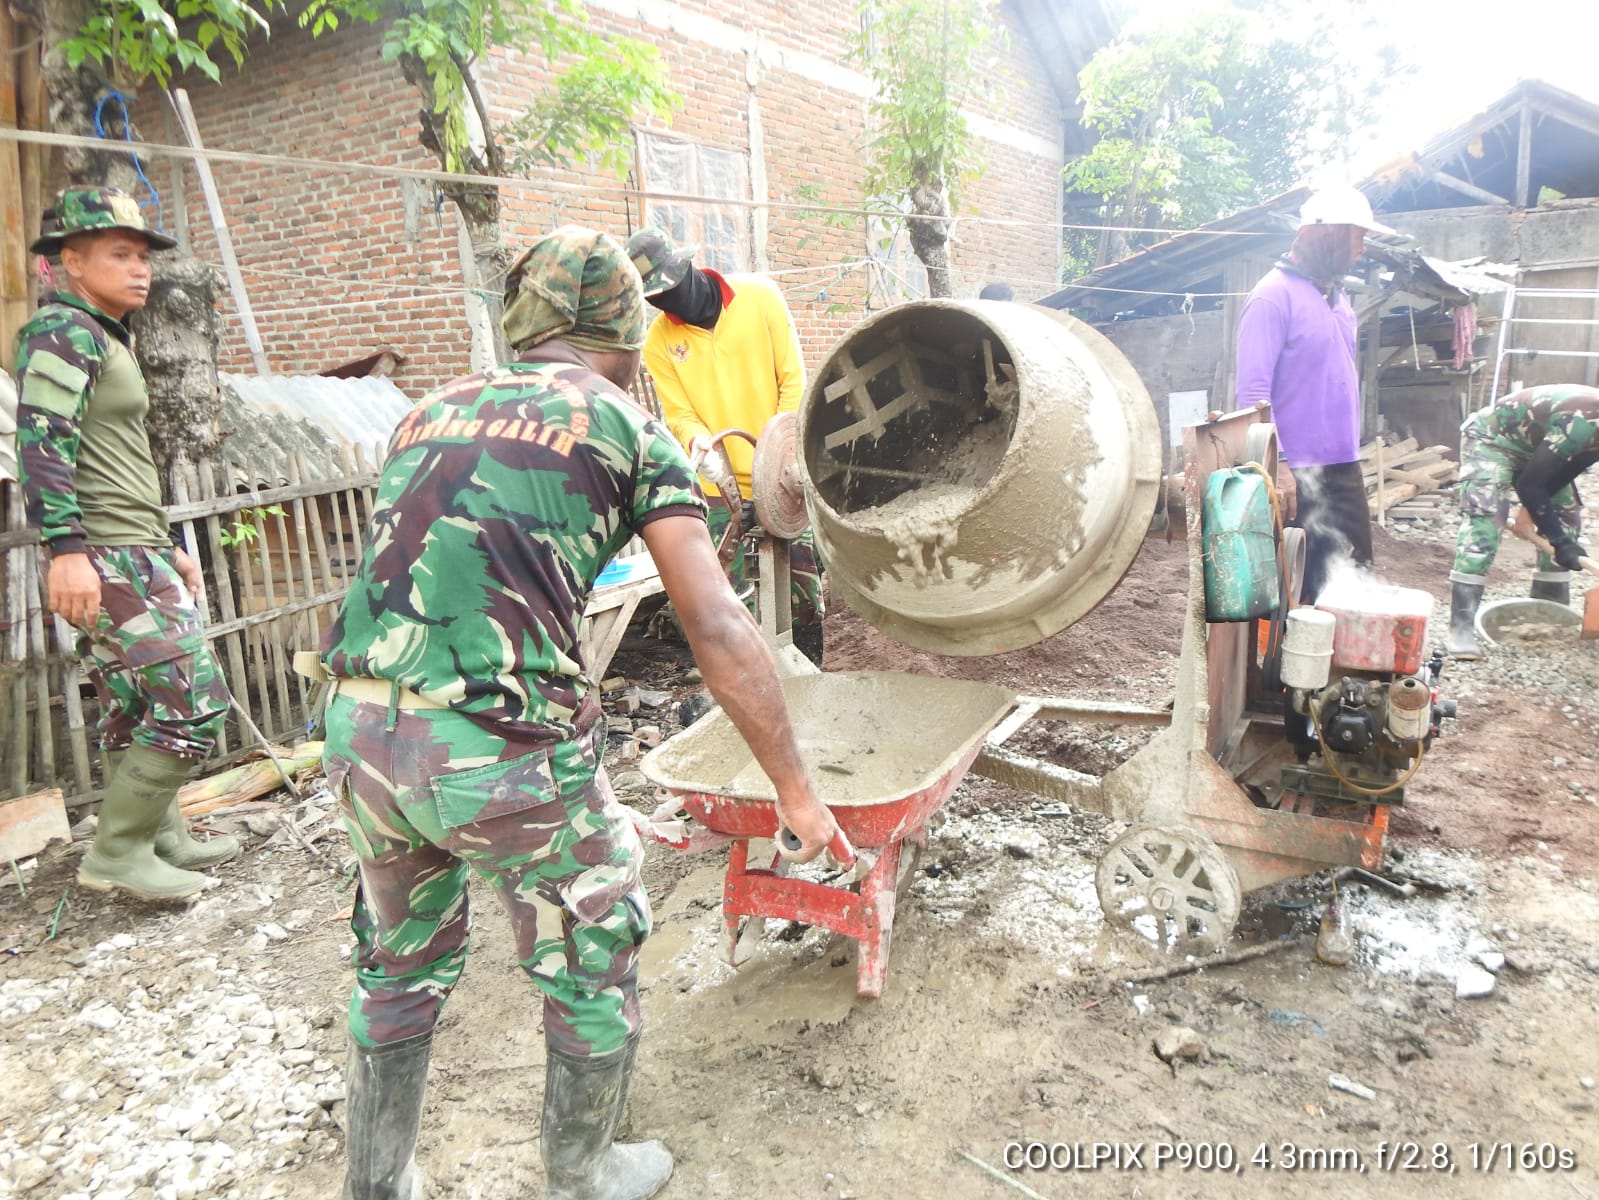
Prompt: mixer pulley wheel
<box><xmin>1096</xmin><ymin>823</ymin><xmax>1241</xmax><ymax>955</ymax></box>
<box><xmin>750</xmin><ymin>412</ymin><xmax>810</xmax><ymax>539</ymax></box>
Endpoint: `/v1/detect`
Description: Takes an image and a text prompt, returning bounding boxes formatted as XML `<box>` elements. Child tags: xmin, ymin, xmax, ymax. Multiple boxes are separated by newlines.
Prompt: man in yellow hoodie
<box><xmin>627</xmin><ymin>228</ymin><xmax>824</xmax><ymax>664</ymax></box>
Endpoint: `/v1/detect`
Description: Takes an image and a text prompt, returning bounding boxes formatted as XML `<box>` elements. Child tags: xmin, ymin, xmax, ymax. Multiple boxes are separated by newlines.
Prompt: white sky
<box><xmin>1125</xmin><ymin>0</ymin><xmax>1599</xmax><ymax>183</ymax></box>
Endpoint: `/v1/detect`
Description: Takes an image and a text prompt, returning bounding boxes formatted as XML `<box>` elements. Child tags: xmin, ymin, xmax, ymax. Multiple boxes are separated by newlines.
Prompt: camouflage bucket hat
<box><xmin>625</xmin><ymin>227</ymin><xmax>697</xmax><ymax>297</ymax></box>
<box><xmin>30</xmin><ymin>186</ymin><xmax>177</xmax><ymax>254</ymax></box>
<box><xmin>502</xmin><ymin>226</ymin><xmax>646</xmax><ymax>353</ymax></box>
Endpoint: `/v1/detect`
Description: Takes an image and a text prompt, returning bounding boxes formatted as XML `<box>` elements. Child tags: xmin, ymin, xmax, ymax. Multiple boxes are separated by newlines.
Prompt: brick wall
<box><xmin>132</xmin><ymin>0</ymin><xmax>1065</xmax><ymax>398</ymax></box>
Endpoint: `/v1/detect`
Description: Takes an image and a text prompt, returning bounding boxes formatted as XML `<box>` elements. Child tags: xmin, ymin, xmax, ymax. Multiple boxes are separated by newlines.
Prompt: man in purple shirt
<box><xmin>1236</xmin><ymin>186</ymin><xmax>1394</xmax><ymax>602</ymax></box>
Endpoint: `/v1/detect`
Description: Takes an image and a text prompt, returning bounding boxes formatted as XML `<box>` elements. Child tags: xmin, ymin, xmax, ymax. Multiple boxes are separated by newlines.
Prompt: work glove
<box><xmin>1553</xmin><ymin>537</ymin><xmax>1589</xmax><ymax>572</ymax></box>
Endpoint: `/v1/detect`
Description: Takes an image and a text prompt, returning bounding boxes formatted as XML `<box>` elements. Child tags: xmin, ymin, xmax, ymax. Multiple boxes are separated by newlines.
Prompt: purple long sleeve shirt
<box><xmin>1234</xmin><ymin>266</ymin><xmax>1360</xmax><ymax>468</ymax></box>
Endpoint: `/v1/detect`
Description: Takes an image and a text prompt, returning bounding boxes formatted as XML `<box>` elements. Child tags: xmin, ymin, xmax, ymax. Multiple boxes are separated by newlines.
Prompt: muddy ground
<box><xmin>3</xmin><ymin>521</ymin><xmax>1598</xmax><ymax>1200</ymax></box>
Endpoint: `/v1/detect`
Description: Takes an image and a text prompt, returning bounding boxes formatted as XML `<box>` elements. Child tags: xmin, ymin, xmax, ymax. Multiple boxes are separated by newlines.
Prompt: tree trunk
<box><xmin>402</xmin><ymin>55</ymin><xmax>510</xmax><ymax>365</ymax></box>
<box><xmin>22</xmin><ymin>0</ymin><xmax>224</xmax><ymax>473</ymax></box>
<box><xmin>907</xmin><ymin>178</ymin><xmax>953</xmax><ymax>299</ymax></box>
<box><xmin>136</xmin><ymin>257</ymin><xmax>222</xmax><ymax>480</ymax></box>
<box><xmin>448</xmin><ymin>181</ymin><xmax>510</xmax><ymax>365</ymax></box>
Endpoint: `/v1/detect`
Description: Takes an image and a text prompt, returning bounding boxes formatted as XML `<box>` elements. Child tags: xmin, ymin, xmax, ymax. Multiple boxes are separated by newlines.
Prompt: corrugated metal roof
<box><xmin>219</xmin><ymin>373</ymin><xmax>413</xmax><ymax>486</ymax></box>
<box><xmin>1043</xmin><ymin>80</ymin><xmax>1599</xmax><ymax>319</ymax></box>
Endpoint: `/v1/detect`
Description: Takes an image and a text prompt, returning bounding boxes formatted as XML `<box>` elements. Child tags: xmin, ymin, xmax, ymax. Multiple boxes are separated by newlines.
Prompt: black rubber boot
<box><xmin>542</xmin><ymin>1035</ymin><xmax>672</xmax><ymax>1200</ymax></box>
<box><xmin>1447</xmin><ymin>577</ymin><xmax>1486</xmax><ymax>660</ymax></box>
<box><xmin>1529</xmin><ymin>576</ymin><xmax>1572</xmax><ymax>606</ymax></box>
<box><xmin>343</xmin><ymin>1032</ymin><xmax>431</xmax><ymax>1200</ymax></box>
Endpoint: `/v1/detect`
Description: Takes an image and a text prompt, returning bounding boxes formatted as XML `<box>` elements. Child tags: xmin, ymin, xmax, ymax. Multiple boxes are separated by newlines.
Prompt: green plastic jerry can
<box><xmin>1201</xmin><ymin>468</ymin><xmax>1279</xmax><ymax>621</ymax></box>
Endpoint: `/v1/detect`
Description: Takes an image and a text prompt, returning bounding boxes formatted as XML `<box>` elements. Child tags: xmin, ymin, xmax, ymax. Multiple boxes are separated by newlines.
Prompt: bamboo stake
<box><xmin>169</xmin><ymin>89</ymin><xmax>270</xmax><ymax>376</ymax></box>
<box><xmin>286</xmin><ymin>457</ymin><xmax>318</xmax><ymax>726</ymax></box>
<box><xmin>21</xmin><ymin>549</ymin><xmax>55</xmax><ymax>786</ymax></box>
<box><xmin>196</xmin><ymin>464</ymin><xmax>239</xmax><ymax>757</ymax></box>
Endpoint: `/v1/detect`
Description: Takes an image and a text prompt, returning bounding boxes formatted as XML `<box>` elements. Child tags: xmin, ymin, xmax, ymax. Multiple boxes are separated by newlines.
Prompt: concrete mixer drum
<box><xmin>798</xmin><ymin>301</ymin><xmax>1162</xmax><ymax>655</ymax></box>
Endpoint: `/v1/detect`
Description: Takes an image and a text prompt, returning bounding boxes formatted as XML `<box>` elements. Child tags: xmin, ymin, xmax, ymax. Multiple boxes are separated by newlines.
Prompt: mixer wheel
<box><xmin>1096</xmin><ymin>823</ymin><xmax>1241</xmax><ymax>954</ymax></box>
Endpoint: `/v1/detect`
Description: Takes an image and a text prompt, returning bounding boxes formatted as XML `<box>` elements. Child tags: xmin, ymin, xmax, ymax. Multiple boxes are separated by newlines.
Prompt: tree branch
<box><xmin>449</xmin><ymin>48</ymin><xmax>504</xmax><ymax>176</ymax></box>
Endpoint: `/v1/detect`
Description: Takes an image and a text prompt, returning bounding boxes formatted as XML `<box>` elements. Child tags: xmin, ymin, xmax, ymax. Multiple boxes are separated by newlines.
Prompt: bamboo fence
<box><xmin>0</xmin><ymin>449</ymin><xmax>381</xmax><ymax>809</ymax></box>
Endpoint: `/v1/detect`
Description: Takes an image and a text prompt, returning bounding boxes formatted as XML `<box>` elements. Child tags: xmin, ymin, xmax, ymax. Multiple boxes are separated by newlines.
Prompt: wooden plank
<box><xmin>1358</xmin><ymin>436</ymin><xmax>1417</xmax><ymax>462</ymax></box>
<box><xmin>1369</xmin><ymin>483</ymin><xmax>1421</xmax><ymax>515</ymax></box>
<box><xmin>0</xmin><ymin>786</ymin><xmax>70</xmax><ymax>862</ymax></box>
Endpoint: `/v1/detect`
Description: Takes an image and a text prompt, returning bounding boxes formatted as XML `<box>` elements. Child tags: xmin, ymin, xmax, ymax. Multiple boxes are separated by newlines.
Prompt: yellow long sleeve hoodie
<box><xmin>642</xmin><ymin>270</ymin><xmax>805</xmax><ymax>500</ymax></box>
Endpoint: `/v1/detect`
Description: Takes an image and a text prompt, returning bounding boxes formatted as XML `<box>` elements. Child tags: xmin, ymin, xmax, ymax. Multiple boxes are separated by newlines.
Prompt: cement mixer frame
<box><xmin>638</xmin><ymin>307</ymin><xmax>1396</xmax><ymax>992</ymax></box>
<box><xmin>970</xmin><ymin>405</ymin><xmax>1389</xmax><ymax>954</ymax></box>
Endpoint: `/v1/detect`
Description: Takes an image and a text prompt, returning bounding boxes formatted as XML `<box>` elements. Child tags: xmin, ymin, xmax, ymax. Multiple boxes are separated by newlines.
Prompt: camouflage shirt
<box><xmin>323</xmin><ymin>361</ymin><xmax>706</xmax><ymax>741</ymax></box>
<box><xmin>13</xmin><ymin>292</ymin><xmax>168</xmax><ymax>555</ymax></box>
<box><xmin>1471</xmin><ymin>383</ymin><xmax>1599</xmax><ymax>461</ymax></box>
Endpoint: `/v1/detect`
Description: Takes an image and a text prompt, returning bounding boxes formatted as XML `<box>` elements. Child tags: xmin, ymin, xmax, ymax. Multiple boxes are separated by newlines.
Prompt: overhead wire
<box><xmin>0</xmin><ymin>125</ymin><xmax>1288</xmax><ymax>243</ymax></box>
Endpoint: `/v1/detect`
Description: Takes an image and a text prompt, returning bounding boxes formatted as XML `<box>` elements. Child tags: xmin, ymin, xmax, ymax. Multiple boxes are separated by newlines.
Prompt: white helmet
<box><xmin>1299</xmin><ymin>185</ymin><xmax>1396</xmax><ymax>236</ymax></box>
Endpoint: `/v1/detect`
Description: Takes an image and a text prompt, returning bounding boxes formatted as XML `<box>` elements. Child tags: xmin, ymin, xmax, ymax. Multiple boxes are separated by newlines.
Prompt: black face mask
<box><xmin>650</xmin><ymin>268</ymin><xmax>723</xmax><ymax>329</ymax></box>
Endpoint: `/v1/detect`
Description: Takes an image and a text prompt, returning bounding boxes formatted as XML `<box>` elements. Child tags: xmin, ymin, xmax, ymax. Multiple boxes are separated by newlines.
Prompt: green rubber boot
<box><xmin>104</xmin><ymin>745</ymin><xmax>237</xmax><ymax>870</ymax></box>
<box><xmin>79</xmin><ymin>746</ymin><xmax>214</xmax><ymax>901</ymax></box>
<box><xmin>154</xmin><ymin>780</ymin><xmax>241</xmax><ymax>870</ymax></box>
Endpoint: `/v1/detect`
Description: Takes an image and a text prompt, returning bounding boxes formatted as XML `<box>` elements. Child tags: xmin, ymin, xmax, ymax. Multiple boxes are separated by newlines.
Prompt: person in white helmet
<box><xmin>1235</xmin><ymin>185</ymin><xmax>1395</xmax><ymax>602</ymax></box>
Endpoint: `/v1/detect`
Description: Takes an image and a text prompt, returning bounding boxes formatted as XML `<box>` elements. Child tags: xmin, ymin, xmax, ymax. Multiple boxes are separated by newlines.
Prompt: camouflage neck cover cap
<box><xmin>31</xmin><ymin>186</ymin><xmax>177</xmax><ymax>254</ymax></box>
<box><xmin>501</xmin><ymin>226</ymin><xmax>646</xmax><ymax>353</ymax></box>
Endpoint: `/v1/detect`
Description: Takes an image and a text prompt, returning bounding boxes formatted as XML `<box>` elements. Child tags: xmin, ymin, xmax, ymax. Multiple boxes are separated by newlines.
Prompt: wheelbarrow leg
<box><xmin>855</xmin><ymin>840</ymin><xmax>904</xmax><ymax>999</ymax></box>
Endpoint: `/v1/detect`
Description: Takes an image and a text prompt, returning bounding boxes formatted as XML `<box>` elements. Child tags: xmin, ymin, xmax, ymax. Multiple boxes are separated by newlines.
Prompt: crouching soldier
<box><xmin>13</xmin><ymin>187</ymin><xmax>236</xmax><ymax>900</ymax></box>
<box><xmin>1448</xmin><ymin>383</ymin><xmax>1599</xmax><ymax>657</ymax></box>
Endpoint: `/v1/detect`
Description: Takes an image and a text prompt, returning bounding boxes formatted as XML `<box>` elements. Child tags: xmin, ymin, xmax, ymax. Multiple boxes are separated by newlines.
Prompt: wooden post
<box><xmin>1375</xmin><ymin>437</ymin><xmax>1386</xmax><ymax>529</ymax></box>
<box><xmin>169</xmin><ymin>88</ymin><xmax>271</xmax><ymax>376</ymax></box>
<box><xmin>16</xmin><ymin>21</ymin><xmax>43</xmax><ymax>320</ymax></box>
<box><xmin>0</xmin><ymin>16</ymin><xmax>31</xmax><ymax>374</ymax></box>
<box><xmin>1514</xmin><ymin>101</ymin><xmax>1534</xmax><ymax>210</ymax></box>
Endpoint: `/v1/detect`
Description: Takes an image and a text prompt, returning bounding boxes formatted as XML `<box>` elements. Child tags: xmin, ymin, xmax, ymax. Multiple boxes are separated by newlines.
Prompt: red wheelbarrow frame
<box><xmin>663</xmin><ymin>736</ymin><xmax>984</xmax><ymax>999</ymax></box>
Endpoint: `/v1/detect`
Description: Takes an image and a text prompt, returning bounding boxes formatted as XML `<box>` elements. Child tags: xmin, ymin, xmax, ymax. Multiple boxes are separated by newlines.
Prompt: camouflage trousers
<box><xmin>321</xmin><ymin>694</ymin><xmax>649</xmax><ymax>1057</ymax></box>
<box><xmin>78</xmin><ymin>546</ymin><xmax>229</xmax><ymax>760</ymax></box>
<box><xmin>706</xmin><ymin>503</ymin><xmax>823</xmax><ymax>630</ymax></box>
<box><xmin>1452</xmin><ymin>431</ymin><xmax>1580</xmax><ymax>577</ymax></box>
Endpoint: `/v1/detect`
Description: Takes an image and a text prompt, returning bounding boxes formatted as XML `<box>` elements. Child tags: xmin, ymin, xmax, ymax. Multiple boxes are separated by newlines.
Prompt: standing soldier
<box><xmin>13</xmin><ymin>187</ymin><xmax>236</xmax><ymax>901</ymax></box>
<box><xmin>625</xmin><ymin>228</ymin><xmax>826</xmax><ymax>664</ymax></box>
<box><xmin>318</xmin><ymin>226</ymin><xmax>843</xmax><ymax>1200</ymax></box>
<box><xmin>1447</xmin><ymin>383</ymin><xmax>1599</xmax><ymax>658</ymax></box>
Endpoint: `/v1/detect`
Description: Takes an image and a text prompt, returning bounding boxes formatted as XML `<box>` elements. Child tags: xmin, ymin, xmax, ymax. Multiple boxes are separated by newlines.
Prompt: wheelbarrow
<box><xmin>638</xmin><ymin>670</ymin><xmax>1015</xmax><ymax>998</ymax></box>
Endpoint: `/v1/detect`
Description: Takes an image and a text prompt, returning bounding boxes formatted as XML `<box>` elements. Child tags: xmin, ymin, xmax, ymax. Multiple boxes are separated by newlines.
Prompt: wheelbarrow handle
<box><xmin>776</xmin><ymin>825</ymin><xmax>857</xmax><ymax>870</ymax></box>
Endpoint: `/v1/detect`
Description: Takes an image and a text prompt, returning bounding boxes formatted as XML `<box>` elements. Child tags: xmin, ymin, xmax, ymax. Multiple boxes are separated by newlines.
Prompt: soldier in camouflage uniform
<box><xmin>1447</xmin><ymin>383</ymin><xmax>1599</xmax><ymax>658</ymax></box>
<box><xmin>625</xmin><ymin>228</ymin><xmax>827</xmax><ymax>664</ymax></box>
<box><xmin>319</xmin><ymin>226</ymin><xmax>843</xmax><ymax>1200</ymax></box>
<box><xmin>12</xmin><ymin>187</ymin><xmax>236</xmax><ymax>902</ymax></box>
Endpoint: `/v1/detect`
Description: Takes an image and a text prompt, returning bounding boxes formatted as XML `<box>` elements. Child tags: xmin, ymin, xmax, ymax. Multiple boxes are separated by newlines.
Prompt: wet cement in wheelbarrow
<box><xmin>641</xmin><ymin>670</ymin><xmax>1014</xmax><ymax>807</ymax></box>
